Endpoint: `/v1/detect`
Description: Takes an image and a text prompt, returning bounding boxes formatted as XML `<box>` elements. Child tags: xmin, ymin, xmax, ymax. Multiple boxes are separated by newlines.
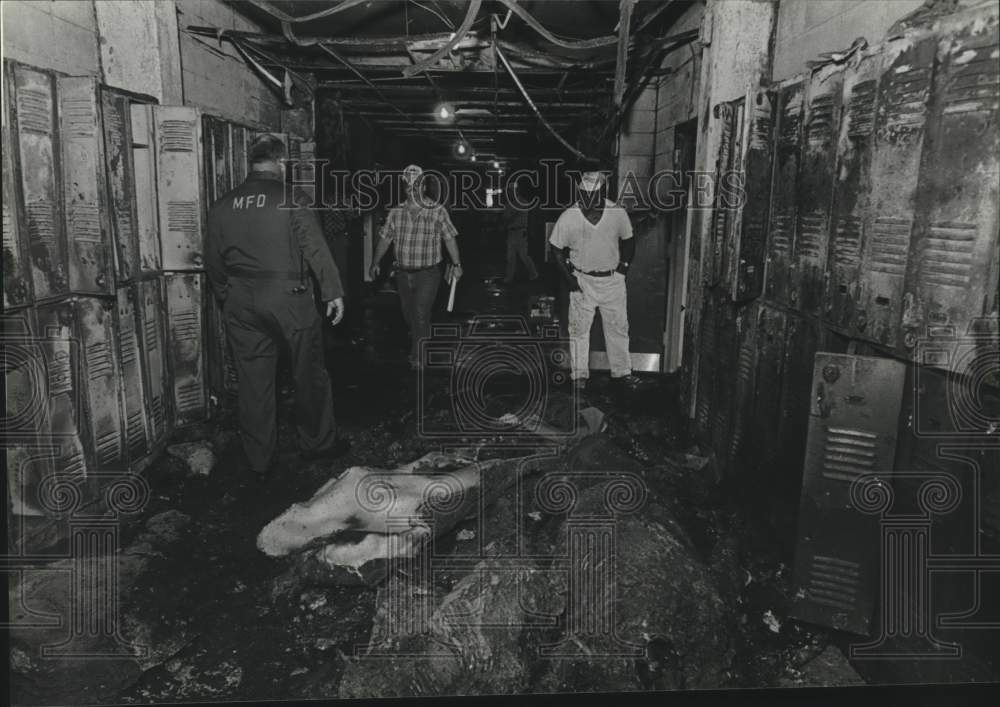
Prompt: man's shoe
<box><xmin>301</xmin><ymin>437</ymin><xmax>351</xmax><ymax>462</ymax></box>
<box><xmin>613</xmin><ymin>374</ymin><xmax>642</xmax><ymax>388</ymax></box>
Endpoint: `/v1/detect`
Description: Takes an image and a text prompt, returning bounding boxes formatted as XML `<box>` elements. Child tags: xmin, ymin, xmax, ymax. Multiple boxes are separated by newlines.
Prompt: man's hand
<box><xmin>616</xmin><ymin>261</ymin><xmax>630</xmax><ymax>276</ymax></box>
<box><xmin>325</xmin><ymin>297</ymin><xmax>345</xmax><ymax>325</ymax></box>
<box><xmin>368</xmin><ymin>263</ymin><xmax>380</xmax><ymax>280</ymax></box>
<box><xmin>566</xmin><ymin>274</ymin><xmax>582</xmax><ymax>292</ymax></box>
<box><xmin>450</xmin><ymin>263</ymin><xmax>463</xmax><ymax>282</ymax></box>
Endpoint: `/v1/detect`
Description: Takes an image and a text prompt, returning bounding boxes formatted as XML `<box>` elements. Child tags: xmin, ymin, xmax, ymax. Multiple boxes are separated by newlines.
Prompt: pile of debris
<box><xmin>258</xmin><ymin>404</ymin><xmax>738</xmax><ymax>697</ymax></box>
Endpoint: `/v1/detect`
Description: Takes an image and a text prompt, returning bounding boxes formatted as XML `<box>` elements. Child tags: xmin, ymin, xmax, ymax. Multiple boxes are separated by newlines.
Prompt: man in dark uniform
<box><xmin>206</xmin><ymin>134</ymin><xmax>349</xmax><ymax>480</ymax></box>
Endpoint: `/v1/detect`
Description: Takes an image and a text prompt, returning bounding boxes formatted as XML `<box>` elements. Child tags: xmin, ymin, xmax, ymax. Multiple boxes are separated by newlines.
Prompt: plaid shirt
<box><xmin>378</xmin><ymin>202</ymin><xmax>457</xmax><ymax>268</ymax></box>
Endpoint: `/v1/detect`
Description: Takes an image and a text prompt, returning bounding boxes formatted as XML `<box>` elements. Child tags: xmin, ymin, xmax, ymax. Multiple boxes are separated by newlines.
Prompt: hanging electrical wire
<box><xmin>402</xmin><ymin>0</ymin><xmax>482</xmax><ymax>77</ymax></box>
<box><xmin>245</xmin><ymin>0</ymin><xmax>370</xmax><ymax>24</ymax></box>
<box><xmin>497</xmin><ymin>0</ymin><xmax>617</xmax><ymax>50</ymax></box>
<box><xmin>494</xmin><ymin>44</ymin><xmax>587</xmax><ymax>160</ymax></box>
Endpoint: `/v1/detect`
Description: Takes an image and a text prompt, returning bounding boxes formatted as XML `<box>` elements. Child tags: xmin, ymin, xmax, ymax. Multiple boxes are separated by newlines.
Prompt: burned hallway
<box><xmin>3</xmin><ymin>1</ymin><xmax>1000</xmax><ymax>704</ymax></box>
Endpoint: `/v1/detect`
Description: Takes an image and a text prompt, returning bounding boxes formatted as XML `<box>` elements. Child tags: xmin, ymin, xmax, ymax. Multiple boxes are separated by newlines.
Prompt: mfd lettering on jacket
<box><xmin>233</xmin><ymin>194</ymin><xmax>268</xmax><ymax>209</ymax></box>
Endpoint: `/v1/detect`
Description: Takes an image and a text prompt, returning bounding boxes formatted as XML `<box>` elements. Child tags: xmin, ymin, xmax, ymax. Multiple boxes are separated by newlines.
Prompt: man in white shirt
<box><xmin>548</xmin><ymin>161</ymin><xmax>638</xmax><ymax>388</ymax></box>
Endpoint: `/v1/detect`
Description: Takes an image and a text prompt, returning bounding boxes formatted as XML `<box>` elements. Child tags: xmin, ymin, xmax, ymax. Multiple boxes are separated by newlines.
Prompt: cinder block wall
<box><xmin>176</xmin><ymin>0</ymin><xmax>283</xmax><ymax>128</ymax></box>
<box><xmin>1</xmin><ymin>1</ymin><xmax>102</xmax><ymax>74</ymax></box>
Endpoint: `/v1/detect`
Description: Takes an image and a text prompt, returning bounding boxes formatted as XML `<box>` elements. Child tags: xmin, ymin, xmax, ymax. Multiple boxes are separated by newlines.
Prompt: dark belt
<box><xmin>396</xmin><ymin>263</ymin><xmax>440</xmax><ymax>273</ymax></box>
<box><xmin>226</xmin><ymin>266</ymin><xmax>302</xmax><ymax>280</ymax></box>
<box><xmin>575</xmin><ymin>268</ymin><xmax>615</xmax><ymax>277</ymax></box>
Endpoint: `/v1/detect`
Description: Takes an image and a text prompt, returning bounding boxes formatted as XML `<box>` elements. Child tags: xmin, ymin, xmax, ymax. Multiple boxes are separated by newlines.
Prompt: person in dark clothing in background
<box><xmin>206</xmin><ymin>134</ymin><xmax>350</xmax><ymax>481</ymax></box>
<box><xmin>501</xmin><ymin>178</ymin><xmax>538</xmax><ymax>283</ymax></box>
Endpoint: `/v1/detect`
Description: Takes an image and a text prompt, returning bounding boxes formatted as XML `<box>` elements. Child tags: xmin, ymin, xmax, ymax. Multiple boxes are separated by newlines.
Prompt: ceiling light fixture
<box><xmin>435</xmin><ymin>103</ymin><xmax>455</xmax><ymax>123</ymax></box>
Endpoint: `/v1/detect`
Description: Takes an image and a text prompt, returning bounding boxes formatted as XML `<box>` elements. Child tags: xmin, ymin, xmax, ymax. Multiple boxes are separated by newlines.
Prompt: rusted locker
<box><xmin>156</xmin><ymin>106</ymin><xmax>204</xmax><ymax>270</ymax></box>
<box><xmin>902</xmin><ymin>18</ymin><xmax>1000</xmax><ymax>357</ymax></box>
<box><xmin>731</xmin><ymin>89</ymin><xmax>775</xmax><ymax>303</ymax></box>
<box><xmin>231</xmin><ymin>124</ymin><xmax>249</xmax><ymax>187</ymax></box>
<box><xmin>203</xmin><ymin>115</ymin><xmax>231</xmax><ymax>203</ymax></box>
<box><xmin>728</xmin><ymin>303</ymin><xmax>758</xmax><ymax>476</ymax></box>
<box><xmin>116</xmin><ymin>286</ymin><xmax>149</xmax><ymax>462</ymax></box>
<box><xmin>778</xmin><ymin>313</ymin><xmax>822</xmax><ymax>516</ymax></box>
<box><xmin>205</xmin><ymin>290</ymin><xmax>237</xmax><ymax>407</ymax></box>
<box><xmin>2</xmin><ymin>310</ymin><xmax>50</xmax><ymax>516</ymax></box>
<box><xmin>748</xmin><ymin>306</ymin><xmax>786</xmax><ymax>503</ymax></box>
<box><xmin>2</xmin><ymin>72</ymin><xmax>32</xmax><ymax>309</ymax></box>
<box><xmin>58</xmin><ymin>76</ymin><xmax>114</xmax><ymax>295</ymax></box>
<box><xmin>706</xmin><ymin>100</ymin><xmax>739</xmax><ymax>288</ymax></box>
<box><xmin>826</xmin><ymin>48</ymin><xmax>883</xmax><ymax>333</ymax></box>
<box><xmin>138</xmin><ymin>278</ymin><xmax>169</xmax><ymax>443</ymax></box>
<box><xmin>101</xmin><ymin>88</ymin><xmax>139</xmax><ymax>281</ymax></box>
<box><xmin>129</xmin><ymin>103</ymin><xmax>161</xmax><ymax>274</ymax></box>
<box><xmin>11</xmin><ymin>63</ymin><xmax>69</xmax><ymax>300</ymax></box>
<box><xmin>764</xmin><ymin>80</ymin><xmax>805</xmax><ymax>307</ymax></box>
<box><xmin>165</xmin><ymin>273</ymin><xmax>207</xmax><ymax>427</ymax></box>
<box><xmin>793</xmin><ymin>64</ymin><xmax>844</xmax><ymax>316</ymax></box>
<box><xmin>694</xmin><ymin>292</ymin><xmax>719</xmax><ymax>441</ymax></box>
<box><xmin>75</xmin><ymin>297</ymin><xmax>126</xmax><ymax>470</ymax></box>
<box><xmin>33</xmin><ymin>300</ymin><xmax>88</xmax><ymax>480</ymax></box>
<box><xmin>709</xmin><ymin>297</ymin><xmax>740</xmax><ymax>473</ymax></box>
<box><xmin>790</xmin><ymin>353</ymin><xmax>906</xmax><ymax>635</ymax></box>
<box><xmin>856</xmin><ymin>32</ymin><xmax>937</xmax><ymax>348</ymax></box>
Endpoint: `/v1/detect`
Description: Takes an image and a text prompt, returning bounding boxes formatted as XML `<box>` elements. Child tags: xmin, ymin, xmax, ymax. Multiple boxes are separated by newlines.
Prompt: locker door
<box><xmin>729</xmin><ymin>303</ymin><xmax>758</xmax><ymax>477</ymax></box>
<box><xmin>101</xmin><ymin>89</ymin><xmax>139</xmax><ymax>282</ymax></box>
<box><xmin>2</xmin><ymin>70</ymin><xmax>32</xmax><ymax>309</ymax></box>
<box><xmin>764</xmin><ymin>80</ymin><xmax>804</xmax><ymax>307</ymax></box>
<box><xmin>58</xmin><ymin>76</ymin><xmax>113</xmax><ymax>295</ymax></box>
<box><xmin>203</xmin><ymin>115</ymin><xmax>231</xmax><ymax>203</ymax></box>
<box><xmin>231</xmin><ymin>125</ymin><xmax>249</xmax><ymax>187</ymax></box>
<box><xmin>706</xmin><ymin>101</ymin><xmax>738</xmax><ymax>288</ymax></box>
<box><xmin>12</xmin><ymin>63</ymin><xmax>68</xmax><ymax>300</ymax></box>
<box><xmin>156</xmin><ymin>106</ymin><xmax>204</xmax><ymax>270</ymax></box>
<box><xmin>793</xmin><ymin>64</ymin><xmax>844</xmax><ymax>317</ymax></box>
<box><xmin>731</xmin><ymin>89</ymin><xmax>775</xmax><ymax>303</ymax></box>
<box><xmin>826</xmin><ymin>48</ymin><xmax>883</xmax><ymax>333</ymax></box>
<box><xmin>750</xmin><ymin>306</ymin><xmax>786</xmax><ymax>497</ymax></box>
<box><xmin>34</xmin><ymin>301</ymin><xmax>88</xmax><ymax>480</ymax></box>
<box><xmin>903</xmin><ymin>20</ymin><xmax>1000</xmax><ymax>357</ymax></box>
<box><xmin>165</xmin><ymin>273</ymin><xmax>206</xmax><ymax>426</ymax></box>
<box><xmin>116</xmin><ymin>286</ymin><xmax>150</xmax><ymax>462</ymax></box>
<box><xmin>206</xmin><ymin>291</ymin><xmax>237</xmax><ymax>406</ymax></box>
<box><xmin>857</xmin><ymin>33</ymin><xmax>937</xmax><ymax>348</ymax></box>
<box><xmin>694</xmin><ymin>292</ymin><xmax>719</xmax><ymax>441</ymax></box>
<box><xmin>138</xmin><ymin>278</ymin><xmax>169</xmax><ymax>443</ymax></box>
<box><xmin>75</xmin><ymin>297</ymin><xmax>126</xmax><ymax>470</ymax></box>
<box><xmin>790</xmin><ymin>354</ymin><xmax>906</xmax><ymax>635</ymax></box>
<box><xmin>2</xmin><ymin>311</ymin><xmax>50</xmax><ymax>516</ymax></box>
<box><xmin>130</xmin><ymin>103</ymin><xmax>161</xmax><ymax>274</ymax></box>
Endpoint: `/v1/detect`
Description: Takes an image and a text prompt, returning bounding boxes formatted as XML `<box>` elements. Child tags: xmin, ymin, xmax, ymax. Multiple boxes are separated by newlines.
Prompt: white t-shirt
<box><xmin>548</xmin><ymin>199</ymin><xmax>633</xmax><ymax>272</ymax></box>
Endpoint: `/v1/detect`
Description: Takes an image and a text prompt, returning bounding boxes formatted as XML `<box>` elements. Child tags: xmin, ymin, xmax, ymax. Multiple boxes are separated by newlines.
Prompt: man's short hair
<box><xmin>249</xmin><ymin>134</ymin><xmax>287</xmax><ymax>163</ymax></box>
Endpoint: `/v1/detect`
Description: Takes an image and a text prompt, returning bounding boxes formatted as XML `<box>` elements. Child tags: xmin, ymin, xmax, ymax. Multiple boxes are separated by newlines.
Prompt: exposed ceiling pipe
<box><xmin>401</xmin><ymin>0</ymin><xmax>482</xmax><ymax>77</ymax></box>
<box><xmin>315</xmin><ymin>44</ymin><xmax>416</xmax><ymax>127</ymax></box>
<box><xmin>613</xmin><ymin>0</ymin><xmax>637</xmax><ymax>110</ymax></box>
<box><xmin>495</xmin><ymin>44</ymin><xmax>587</xmax><ymax>160</ymax></box>
<box><xmin>497</xmin><ymin>0</ymin><xmax>617</xmax><ymax>50</ymax></box>
<box><xmin>244</xmin><ymin>0</ymin><xmax>370</xmax><ymax>24</ymax></box>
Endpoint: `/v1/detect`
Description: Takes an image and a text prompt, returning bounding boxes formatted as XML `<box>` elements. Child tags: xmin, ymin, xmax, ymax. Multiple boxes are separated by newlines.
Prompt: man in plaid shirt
<box><xmin>369</xmin><ymin>165</ymin><xmax>463</xmax><ymax>369</ymax></box>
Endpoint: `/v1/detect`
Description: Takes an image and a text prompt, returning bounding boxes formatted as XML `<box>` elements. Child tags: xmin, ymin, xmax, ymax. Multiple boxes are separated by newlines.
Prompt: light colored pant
<box><xmin>568</xmin><ymin>272</ymin><xmax>632</xmax><ymax>379</ymax></box>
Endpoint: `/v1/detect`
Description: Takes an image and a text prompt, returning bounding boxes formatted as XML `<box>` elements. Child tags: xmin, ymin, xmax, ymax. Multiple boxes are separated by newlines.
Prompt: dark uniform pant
<box><xmin>223</xmin><ymin>279</ymin><xmax>337</xmax><ymax>471</ymax></box>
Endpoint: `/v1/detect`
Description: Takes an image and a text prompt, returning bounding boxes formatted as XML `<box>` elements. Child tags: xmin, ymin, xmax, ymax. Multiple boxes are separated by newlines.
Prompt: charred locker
<box><xmin>789</xmin><ymin>354</ymin><xmax>906</xmax><ymax>635</ymax></box>
<box><xmin>57</xmin><ymin>76</ymin><xmax>114</xmax><ymax>296</ymax></box>
<box><xmin>138</xmin><ymin>278</ymin><xmax>169</xmax><ymax>444</ymax></box>
<box><xmin>116</xmin><ymin>286</ymin><xmax>150</xmax><ymax>462</ymax></box>
<box><xmin>731</xmin><ymin>89</ymin><xmax>775</xmax><ymax>303</ymax></box>
<box><xmin>75</xmin><ymin>297</ymin><xmax>127</xmax><ymax>470</ymax></box>
<box><xmin>157</xmin><ymin>107</ymin><xmax>204</xmax><ymax>271</ymax></box>
<box><xmin>2</xmin><ymin>68</ymin><xmax>32</xmax><ymax>309</ymax></box>
<box><xmin>203</xmin><ymin>115</ymin><xmax>232</xmax><ymax>203</ymax></box>
<box><xmin>10</xmin><ymin>62</ymin><xmax>69</xmax><ymax>300</ymax></box>
<box><xmin>764</xmin><ymin>80</ymin><xmax>804</xmax><ymax>307</ymax></box>
<box><xmin>130</xmin><ymin>103</ymin><xmax>162</xmax><ymax>275</ymax></box>
<box><xmin>749</xmin><ymin>306</ymin><xmax>786</xmax><ymax>505</ymax></box>
<box><xmin>706</xmin><ymin>100</ymin><xmax>741</xmax><ymax>288</ymax></box>
<box><xmin>826</xmin><ymin>47</ymin><xmax>883</xmax><ymax>333</ymax></box>
<box><xmin>165</xmin><ymin>273</ymin><xmax>207</xmax><ymax>427</ymax></box>
<box><xmin>33</xmin><ymin>300</ymin><xmax>89</xmax><ymax>480</ymax></box>
<box><xmin>902</xmin><ymin>14</ymin><xmax>1000</xmax><ymax>357</ymax></box>
<box><xmin>855</xmin><ymin>32</ymin><xmax>937</xmax><ymax>348</ymax></box>
<box><xmin>728</xmin><ymin>303</ymin><xmax>759</xmax><ymax>478</ymax></box>
<box><xmin>231</xmin><ymin>125</ymin><xmax>249</xmax><ymax>187</ymax></box>
<box><xmin>793</xmin><ymin>64</ymin><xmax>843</xmax><ymax>316</ymax></box>
<box><xmin>3</xmin><ymin>310</ymin><xmax>50</xmax><ymax>517</ymax></box>
<box><xmin>101</xmin><ymin>88</ymin><xmax>140</xmax><ymax>281</ymax></box>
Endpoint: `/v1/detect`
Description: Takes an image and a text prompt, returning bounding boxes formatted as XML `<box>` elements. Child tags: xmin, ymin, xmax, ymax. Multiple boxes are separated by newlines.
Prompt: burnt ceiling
<box><xmin>188</xmin><ymin>1</ymin><xmax>698</xmax><ymax>166</ymax></box>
